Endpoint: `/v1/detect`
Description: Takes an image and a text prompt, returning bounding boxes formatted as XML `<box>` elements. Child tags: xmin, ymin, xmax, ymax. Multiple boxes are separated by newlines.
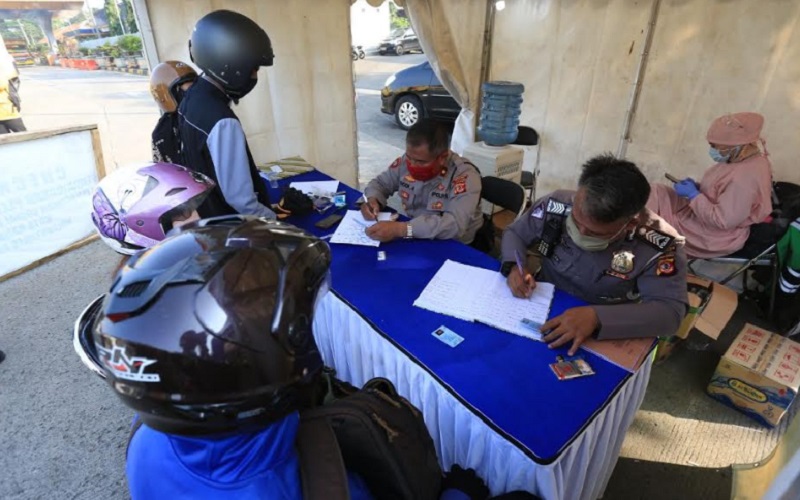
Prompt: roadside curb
<box><xmin>103</xmin><ymin>67</ymin><xmax>149</xmax><ymax>76</ymax></box>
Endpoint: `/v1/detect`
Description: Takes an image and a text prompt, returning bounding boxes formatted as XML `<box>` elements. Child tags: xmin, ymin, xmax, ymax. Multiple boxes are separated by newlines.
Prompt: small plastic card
<box><xmin>550</xmin><ymin>357</ymin><xmax>595</xmax><ymax>380</ymax></box>
<box><xmin>432</xmin><ymin>325</ymin><xmax>464</xmax><ymax>348</ymax></box>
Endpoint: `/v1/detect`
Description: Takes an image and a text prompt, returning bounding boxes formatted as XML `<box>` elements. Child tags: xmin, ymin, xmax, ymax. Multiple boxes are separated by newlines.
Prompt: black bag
<box><xmin>299</xmin><ymin>377</ymin><xmax>443</xmax><ymax>500</ymax></box>
<box><xmin>274</xmin><ymin>187</ymin><xmax>314</xmax><ymax>218</ymax></box>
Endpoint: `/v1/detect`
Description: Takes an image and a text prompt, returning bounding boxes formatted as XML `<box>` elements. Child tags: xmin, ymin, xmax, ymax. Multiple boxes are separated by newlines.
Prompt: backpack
<box><xmin>298</xmin><ymin>376</ymin><xmax>443</xmax><ymax>500</ymax></box>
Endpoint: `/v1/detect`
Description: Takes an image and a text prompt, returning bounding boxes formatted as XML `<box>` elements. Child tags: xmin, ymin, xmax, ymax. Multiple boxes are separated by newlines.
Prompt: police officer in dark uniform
<box><xmin>178</xmin><ymin>10</ymin><xmax>275</xmax><ymax>219</ymax></box>
<box><xmin>501</xmin><ymin>154</ymin><xmax>687</xmax><ymax>355</ymax></box>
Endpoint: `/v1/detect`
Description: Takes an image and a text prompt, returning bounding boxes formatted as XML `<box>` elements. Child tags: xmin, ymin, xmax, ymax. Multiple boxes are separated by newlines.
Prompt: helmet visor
<box><xmin>73</xmin><ymin>295</ymin><xmax>107</xmax><ymax>379</ymax></box>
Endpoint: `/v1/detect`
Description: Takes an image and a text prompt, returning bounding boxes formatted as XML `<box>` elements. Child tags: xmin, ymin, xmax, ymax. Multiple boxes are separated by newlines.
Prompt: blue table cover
<box><xmin>268</xmin><ymin>170</ymin><xmax>634</xmax><ymax>463</ymax></box>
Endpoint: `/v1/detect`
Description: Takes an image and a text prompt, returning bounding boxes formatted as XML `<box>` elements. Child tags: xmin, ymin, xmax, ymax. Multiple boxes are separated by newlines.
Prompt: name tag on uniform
<box><xmin>432</xmin><ymin>325</ymin><xmax>464</xmax><ymax>347</ymax></box>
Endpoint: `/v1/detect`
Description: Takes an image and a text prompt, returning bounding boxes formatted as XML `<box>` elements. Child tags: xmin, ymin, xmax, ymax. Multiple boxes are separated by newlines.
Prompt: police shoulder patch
<box><xmin>636</xmin><ymin>226</ymin><xmax>674</xmax><ymax>251</ymax></box>
<box><xmin>390</xmin><ymin>157</ymin><xmax>401</xmax><ymax>169</ymax></box>
<box><xmin>656</xmin><ymin>254</ymin><xmax>677</xmax><ymax>276</ymax></box>
<box><xmin>531</xmin><ymin>201</ymin><xmax>545</xmax><ymax>219</ymax></box>
<box><xmin>546</xmin><ymin>198</ymin><xmax>572</xmax><ymax>216</ymax></box>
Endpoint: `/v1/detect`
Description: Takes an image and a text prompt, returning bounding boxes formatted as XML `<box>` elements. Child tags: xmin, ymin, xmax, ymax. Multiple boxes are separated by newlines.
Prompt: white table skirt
<box><xmin>313</xmin><ymin>292</ymin><xmax>652</xmax><ymax>500</ymax></box>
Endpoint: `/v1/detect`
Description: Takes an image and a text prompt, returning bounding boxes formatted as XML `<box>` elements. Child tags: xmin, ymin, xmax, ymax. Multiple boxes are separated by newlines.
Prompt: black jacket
<box><xmin>177</xmin><ymin>77</ymin><xmax>272</xmax><ymax>219</ymax></box>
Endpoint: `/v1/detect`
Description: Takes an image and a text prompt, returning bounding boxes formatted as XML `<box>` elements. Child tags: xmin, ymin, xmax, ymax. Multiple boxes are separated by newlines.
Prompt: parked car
<box><xmin>381</xmin><ymin>61</ymin><xmax>460</xmax><ymax>130</ymax></box>
<box><xmin>378</xmin><ymin>28</ymin><xmax>422</xmax><ymax>56</ymax></box>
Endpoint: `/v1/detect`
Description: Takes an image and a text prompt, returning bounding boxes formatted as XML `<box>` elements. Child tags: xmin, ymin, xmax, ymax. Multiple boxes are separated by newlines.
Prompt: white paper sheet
<box><xmin>413</xmin><ymin>260</ymin><xmax>555</xmax><ymax>340</ymax></box>
<box><xmin>289</xmin><ymin>180</ymin><xmax>340</xmax><ymax>197</ymax></box>
<box><xmin>329</xmin><ymin>210</ymin><xmax>391</xmax><ymax>247</ymax></box>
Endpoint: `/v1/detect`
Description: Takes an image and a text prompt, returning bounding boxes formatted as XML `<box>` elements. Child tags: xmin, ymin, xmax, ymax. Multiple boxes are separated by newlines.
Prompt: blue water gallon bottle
<box><xmin>477</xmin><ymin>81</ymin><xmax>525</xmax><ymax>146</ymax></box>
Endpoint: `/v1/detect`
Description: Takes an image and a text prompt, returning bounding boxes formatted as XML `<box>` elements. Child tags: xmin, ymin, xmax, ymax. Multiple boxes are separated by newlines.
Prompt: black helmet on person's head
<box><xmin>188</xmin><ymin>9</ymin><xmax>274</xmax><ymax>101</ymax></box>
<box><xmin>84</xmin><ymin>216</ymin><xmax>331</xmax><ymax>435</ymax></box>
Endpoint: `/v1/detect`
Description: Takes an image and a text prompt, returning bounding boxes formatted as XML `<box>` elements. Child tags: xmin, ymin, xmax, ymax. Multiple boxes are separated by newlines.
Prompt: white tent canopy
<box><xmin>130</xmin><ymin>0</ymin><xmax>800</xmax><ymax>493</ymax></box>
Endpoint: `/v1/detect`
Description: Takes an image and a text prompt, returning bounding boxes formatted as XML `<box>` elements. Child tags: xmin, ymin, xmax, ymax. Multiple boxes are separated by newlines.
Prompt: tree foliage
<box><xmin>389</xmin><ymin>2</ymin><xmax>410</xmax><ymax>31</ymax></box>
<box><xmin>104</xmin><ymin>0</ymin><xmax>138</xmax><ymax>36</ymax></box>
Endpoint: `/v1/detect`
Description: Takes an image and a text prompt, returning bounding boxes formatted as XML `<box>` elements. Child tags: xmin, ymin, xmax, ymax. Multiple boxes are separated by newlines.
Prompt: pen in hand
<box><xmin>362</xmin><ymin>194</ymin><xmax>377</xmax><ymax>220</ymax></box>
<box><xmin>515</xmin><ymin>249</ymin><xmax>535</xmax><ymax>297</ymax></box>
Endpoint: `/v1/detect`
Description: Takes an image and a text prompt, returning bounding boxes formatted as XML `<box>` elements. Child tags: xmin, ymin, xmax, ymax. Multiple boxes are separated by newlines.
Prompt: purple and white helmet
<box><xmin>91</xmin><ymin>163</ymin><xmax>215</xmax><ymax>254</ymax></box>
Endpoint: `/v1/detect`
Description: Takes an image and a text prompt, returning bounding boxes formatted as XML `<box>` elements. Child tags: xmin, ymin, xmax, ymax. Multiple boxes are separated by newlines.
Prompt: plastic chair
<box><xmin>513</xmin><ymin>126</ymin><xmax>539</xmax><ymax>206</ymax></box>
<box><xmin>481</xmin><ymin>175</ymin><xmax>526</xmax><ymax>219</ymax></box>
<box><xmin>687</xmin><ymin>181</ymin><xmax>800</xmax><ymax>322</ymax></box>
<box><xmin>688</xmin><ymin>242</ymin><xmax>779</xmax><ymax>320</ymax></box>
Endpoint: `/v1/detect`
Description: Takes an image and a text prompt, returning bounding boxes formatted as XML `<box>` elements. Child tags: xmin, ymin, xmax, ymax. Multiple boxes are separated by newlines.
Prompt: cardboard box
<box><xmin>707</xmin><ymin>324</ymin><xmax>800</xmax><ymax>427</ymax></box>
<box><xmin>675</xmin><ymin>275</ymin><xmax>738</xmax><ymax>340</ymax></box>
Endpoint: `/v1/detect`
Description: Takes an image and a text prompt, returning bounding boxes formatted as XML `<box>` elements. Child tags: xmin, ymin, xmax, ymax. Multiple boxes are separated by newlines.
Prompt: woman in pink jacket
<box><xmin>647</xmin><ymin>112</ymin><xmax>773</xmax><ymax>259</ymax></box>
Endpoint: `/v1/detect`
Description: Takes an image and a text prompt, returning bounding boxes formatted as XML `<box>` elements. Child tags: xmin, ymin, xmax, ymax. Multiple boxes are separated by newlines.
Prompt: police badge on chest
<box><xmin>605</xmin><ymin>250</ymin><xmax>634</xmax><ymax>279</ymax></box>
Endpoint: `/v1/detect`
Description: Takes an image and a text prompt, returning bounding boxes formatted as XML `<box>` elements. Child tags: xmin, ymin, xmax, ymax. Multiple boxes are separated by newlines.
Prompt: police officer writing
<box><xmin>361</xmin><ymin>120</ymin><xmax>483</xmax><ymax>245</ymax></box>
<box><xmin>501</xmin><ymin>154</ymin><xmax>688</xmax><ymax>355</ymax></box>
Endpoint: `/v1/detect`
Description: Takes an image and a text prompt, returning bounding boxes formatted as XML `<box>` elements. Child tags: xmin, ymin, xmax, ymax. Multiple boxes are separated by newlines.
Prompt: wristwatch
<box><xmin>500</xmin><ymin>261</ymin><xmax>515</xmax><ymax>277</ymax></box>
<box><xmin>405</xmin><ymin>223</ymin><xmax>413</xmax><ymax>239</ymax></box>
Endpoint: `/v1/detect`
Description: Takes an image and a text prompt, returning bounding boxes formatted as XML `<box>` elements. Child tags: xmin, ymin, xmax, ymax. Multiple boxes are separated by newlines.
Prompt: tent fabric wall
<box><xmin>490</xmin><ymin>0</ymin><xmax>652</xmax><ymax>194</ymax></box>
<box><xmin>143</xmin><ymin>0</ymin><xmax>359</xmax><ymax>186</ymax></box>
<box><xmin>491</xmin><ymin>0</ymin><xmax>800</xmax><ymax>195</ymax></box>
<box><xmin>405</xmin><ymin>0</ymin><xmax>486</xmax><ymax>155</ymax></box>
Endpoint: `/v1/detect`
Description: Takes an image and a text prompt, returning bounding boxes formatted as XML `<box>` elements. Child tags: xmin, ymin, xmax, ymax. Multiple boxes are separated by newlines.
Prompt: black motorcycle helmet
<box><xmin>78</xmin><ymin>216</ymin><xmax>331</xmax><ymax>435</ymax></box>
<box><xmin>188</xmin><ymin>10</ymin><xmax>274</xmax><ymax>101</ymax></box>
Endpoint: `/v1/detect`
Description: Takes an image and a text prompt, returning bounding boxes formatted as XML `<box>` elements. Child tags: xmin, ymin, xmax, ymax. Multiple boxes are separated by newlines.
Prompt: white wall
<box><xmin>141</xmin><ymin>0</ymin><xmax>359</xmax><ymax>186</ymax></box>
<box><xmin>350</xmin><ymin>0</ymin><xmax>391</xmax><ymax>47</ymax></box>
<box><xmin>491</xmin><ymin>0</ymin><xmax>800</xmax><ymax>194</ymax></box>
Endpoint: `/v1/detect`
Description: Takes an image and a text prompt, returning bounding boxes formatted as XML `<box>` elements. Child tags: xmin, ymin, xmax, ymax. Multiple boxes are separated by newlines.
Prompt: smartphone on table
<box><xmin>315</xmin><ymin>213</ymin><xmax>344</xmax><ymax>229</ymax></box>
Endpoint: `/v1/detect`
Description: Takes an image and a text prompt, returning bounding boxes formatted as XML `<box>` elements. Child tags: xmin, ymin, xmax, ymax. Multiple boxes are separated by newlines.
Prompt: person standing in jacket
<box><xmin>0</xmin><ymin>54</ymin><xmax>25</xmax><ymax>134</ymax></box>
<box><xmin>149</xmin><ymin>61</ymin><xmax>197</xmax><ymax>164</ymax></box>
<box><xmin>178</xmin><ymin>10</ymin><xmax>275</xmax><ymax>219</ymax></box>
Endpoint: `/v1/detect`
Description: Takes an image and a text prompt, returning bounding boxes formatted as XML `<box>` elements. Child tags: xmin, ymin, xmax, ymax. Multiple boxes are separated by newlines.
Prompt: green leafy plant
<box><xmin>117</xmin><ymin>34</ymin><xmax>142</xmax><ymax>55</ymax></box>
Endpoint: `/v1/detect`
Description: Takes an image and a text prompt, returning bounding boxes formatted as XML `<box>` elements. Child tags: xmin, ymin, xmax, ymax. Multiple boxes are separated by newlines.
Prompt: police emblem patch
<box><xmin>611</xmin><ymin>251</ymin><xmax>635</xmax><ymax>274</ymax></box>
<box><xmin>453</xmin><ymin>179</ymin><xmax>467</xmax><ymax>195</ymax></box>
<box><xmin>531</xmin><ymin>202</ymin><xmax>544</xmax><ymax>219</ymax></box>
<box><xmin>400</xmin><ymin>190</ymin><xmax>409</xmax><ymax>200</ymax></box>
<box><xmin>431</xmin><ymin>201</ymin><xmax>443</xmax><ymax>210</ymax></box>
<box><xmin>390</xmin><ymin>157</ymin><xmax>401</xmax><ymax>169</ymax></box>
<box><xmin>656</xmin><ymin>255</ymin><xmax>676</xmax><ymax>276</ymax></box>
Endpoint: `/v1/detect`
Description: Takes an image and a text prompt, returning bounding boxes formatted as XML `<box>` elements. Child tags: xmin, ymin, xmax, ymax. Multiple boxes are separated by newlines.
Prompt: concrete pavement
<box><xmin>17</xmin><ymin>67</ymin><xmax>160</xmax><ymax>172</ymax></box>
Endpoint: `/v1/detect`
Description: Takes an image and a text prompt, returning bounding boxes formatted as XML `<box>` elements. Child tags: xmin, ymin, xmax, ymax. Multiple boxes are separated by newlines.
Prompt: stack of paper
<box><xmin>413</xmin><ymin>260</ymin><xmax>555</xmax><ymax>340</ymax></box>
<box><xmin>329</xmin><ymin>210</ymin><xmax>393</xmax><ymax>247</ymax></box>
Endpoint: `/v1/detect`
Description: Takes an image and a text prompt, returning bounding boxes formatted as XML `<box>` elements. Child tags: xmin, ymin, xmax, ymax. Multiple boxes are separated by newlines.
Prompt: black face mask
<box><xmin>236</xmin><ymin>77</ymin><xmax>258</xmax><ymax>101</ymax></box>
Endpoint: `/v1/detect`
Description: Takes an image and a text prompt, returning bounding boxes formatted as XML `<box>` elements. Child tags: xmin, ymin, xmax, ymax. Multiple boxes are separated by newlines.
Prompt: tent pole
<box><xmin>475</xmin><ymin>0</ymin><xmax>497</xmax><ymax>141</ymax></box>
<box><xmin>130</xmin><ymin>0</ymin><xmax>160</xmax><ymax>71</ymax></box>
<box><xmin>617</xmin><ymin>0</ymin><xmax>661</xmax><ymax>158</ymax></box>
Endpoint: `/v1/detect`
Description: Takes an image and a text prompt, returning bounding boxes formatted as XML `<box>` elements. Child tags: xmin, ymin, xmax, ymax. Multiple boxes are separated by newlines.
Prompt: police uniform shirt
<box><xmin>363</xmin><ymin>152</ymin><xmax>484</xmax><ymax>244</ymax></box>
<box><xmin>501</xmin><ymin>190</ymin><xmax>688</xmax><ymax>340</ymax></box>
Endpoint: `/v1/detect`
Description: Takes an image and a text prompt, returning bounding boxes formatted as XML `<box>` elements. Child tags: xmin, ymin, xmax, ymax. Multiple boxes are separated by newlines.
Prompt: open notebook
<box><xmin>329</xmin><ymin>210</ymin><xmax>393</xmax><ymax>247</ymax></box>
<box><xmin>413</xmin><ymin>260</ymin><xmax>555</xmax><ymax>340</ymax></box>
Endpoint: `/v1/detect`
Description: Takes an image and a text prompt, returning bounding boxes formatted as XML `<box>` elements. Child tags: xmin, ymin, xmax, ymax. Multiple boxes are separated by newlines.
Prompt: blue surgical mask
<box><xmin>709</xmin><ymin>145</ymin><xmax>741</xmax><ymax>164</ymax></box>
